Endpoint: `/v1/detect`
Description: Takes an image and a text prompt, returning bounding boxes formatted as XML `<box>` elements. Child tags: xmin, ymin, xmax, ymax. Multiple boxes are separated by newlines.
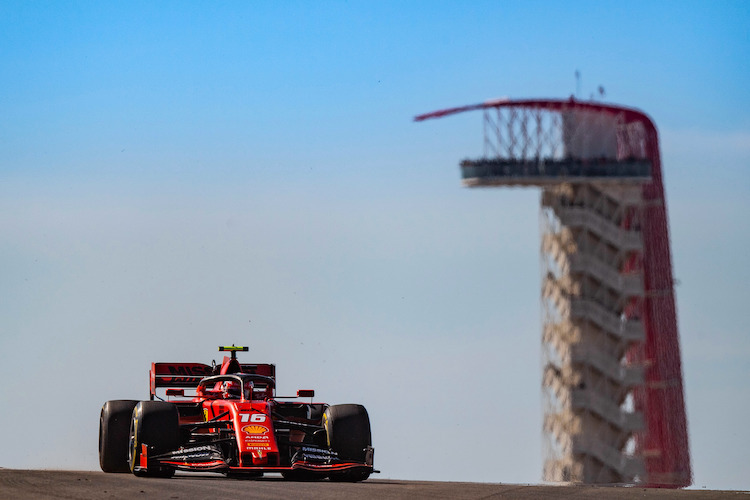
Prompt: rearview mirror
<box><xmin>297</xmin><ymin>389</ymin><xmax>314</xmax><ymax>398</ymax></box>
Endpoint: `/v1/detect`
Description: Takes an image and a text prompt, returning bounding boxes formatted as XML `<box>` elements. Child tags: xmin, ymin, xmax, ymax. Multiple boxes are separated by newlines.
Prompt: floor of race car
<box><xmin>0</xmin><ymin>469</ymin><xmax>740</xmax><ymax>499</ymax></box>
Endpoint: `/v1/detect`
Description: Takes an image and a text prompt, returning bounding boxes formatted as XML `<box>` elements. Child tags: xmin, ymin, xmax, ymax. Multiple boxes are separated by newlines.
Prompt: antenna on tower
<box><xmin>575</xmin><ymin>70</ymin><xmax>581</xmax><ymax>98</ymax></box>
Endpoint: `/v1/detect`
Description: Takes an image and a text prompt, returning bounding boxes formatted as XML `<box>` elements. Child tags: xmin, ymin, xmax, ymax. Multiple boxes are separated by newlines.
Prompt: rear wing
<box><xmin>150</xmin><ymin>361</ymin><xmax>276</xmax><ymax>399</ymax></box>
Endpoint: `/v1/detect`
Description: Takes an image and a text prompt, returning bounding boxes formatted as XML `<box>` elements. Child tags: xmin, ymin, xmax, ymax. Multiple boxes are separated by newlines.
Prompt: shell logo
<box><xmin>242</xmin><ymin>425</ymin><xmax>269</xmax><ymax>435</ymax></box>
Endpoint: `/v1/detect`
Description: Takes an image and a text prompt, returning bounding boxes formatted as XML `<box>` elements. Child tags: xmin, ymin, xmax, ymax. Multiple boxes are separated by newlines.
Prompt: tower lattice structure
<box><xmin>415</xmin><ymin>98</ymin><xmax>691</xmax><ymax>487</ymax></box>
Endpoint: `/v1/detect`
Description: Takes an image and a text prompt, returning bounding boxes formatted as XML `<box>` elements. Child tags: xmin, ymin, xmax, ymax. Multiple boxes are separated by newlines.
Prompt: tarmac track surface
<box><xmin>0</xmin><ymin>469</ymin><xmax>745</xmax><ymax>499</ymax></box>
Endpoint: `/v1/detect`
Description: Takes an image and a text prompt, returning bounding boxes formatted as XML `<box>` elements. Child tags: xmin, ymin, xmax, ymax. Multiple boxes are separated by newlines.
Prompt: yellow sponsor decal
<box><xmin>242</xmin><ymin>424</ymin><xmax>269</xmax><ymax>435</ymax></box>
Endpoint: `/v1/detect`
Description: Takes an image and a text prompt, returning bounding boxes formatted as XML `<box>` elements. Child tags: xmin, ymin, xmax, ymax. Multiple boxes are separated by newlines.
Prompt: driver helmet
<box><xmin>221</xmin><ymin>380</ymin><xmax>241</xmax><ymax>399</ymax></box>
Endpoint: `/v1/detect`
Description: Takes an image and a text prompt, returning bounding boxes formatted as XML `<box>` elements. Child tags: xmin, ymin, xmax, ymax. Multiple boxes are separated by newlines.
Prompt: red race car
<box><xmin>99</xmin><ymin>345</ymin><xmax>375</xmax><ymax>481</ymax></box>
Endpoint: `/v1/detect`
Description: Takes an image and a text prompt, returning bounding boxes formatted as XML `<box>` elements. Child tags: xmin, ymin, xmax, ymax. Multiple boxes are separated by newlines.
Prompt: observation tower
<box><xmin>415</xmin><ymin>98</ymin><xmax>690</xmax><ymax>487</ymax></box>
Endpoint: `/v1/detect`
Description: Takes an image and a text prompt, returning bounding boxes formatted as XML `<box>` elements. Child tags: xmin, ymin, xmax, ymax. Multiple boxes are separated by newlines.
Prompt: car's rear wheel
<box><xmin>128</xmin><ymin>401</ymin><xmax>180</xmax><ymax>478</ymax></box>
<box><xmin>324</xmin><ymin>404</ymin><xmax>372</xmax><ymax>482</ymax></box>
<box><xmin>99</xmin><ymin>400</ymin><xmax>139</xmax><ymax>473</ymax></box>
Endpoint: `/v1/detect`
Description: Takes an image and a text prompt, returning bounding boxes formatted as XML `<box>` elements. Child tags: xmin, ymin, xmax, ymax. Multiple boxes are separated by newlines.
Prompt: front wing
<box><xmin>136</xmin><ymin>443</ymin><xmax>375</xmax><ymax>475</ymax></box>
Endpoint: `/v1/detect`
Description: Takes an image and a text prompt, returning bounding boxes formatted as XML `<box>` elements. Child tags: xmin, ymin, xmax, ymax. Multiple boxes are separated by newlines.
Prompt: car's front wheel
<box><xmin>128</xmin><ymin>401</ymin><xmax>180</xmax><ymax>478</ymax></box>
<box><xmin>323</xmin><ymin>404</ymin><xmax>372</xmax><ymax>482</ymax></box>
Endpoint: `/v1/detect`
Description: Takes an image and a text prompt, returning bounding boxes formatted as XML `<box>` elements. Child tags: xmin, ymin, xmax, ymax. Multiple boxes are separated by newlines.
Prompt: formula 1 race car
<box><xmin>99</xmin><ymin>345</ymin><xmax>374</xmax><ymax>481</ymax></box>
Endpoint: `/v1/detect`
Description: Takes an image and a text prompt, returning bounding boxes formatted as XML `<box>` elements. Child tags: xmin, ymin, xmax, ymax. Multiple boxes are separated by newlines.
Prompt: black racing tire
<box><xmin>99</xmin><ymin>400</ymin><xmax>139</xmax><ymax>473</ymax></box>
<box><xmin>323</xmin><ymin>404</ymin><xmax>372</xmax><ymax>482</ymax></box>
<box><xmin>128</xmin><ymin>401</ymin><xmax>180</xmax><ymax>478</ymax></box>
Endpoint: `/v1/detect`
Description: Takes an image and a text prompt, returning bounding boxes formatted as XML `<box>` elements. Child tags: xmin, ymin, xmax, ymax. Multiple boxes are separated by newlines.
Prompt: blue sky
<box><xmin>1</xmin><ymin>0</ymin><xmax>749</xmax><ymax>490</ymax></box>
